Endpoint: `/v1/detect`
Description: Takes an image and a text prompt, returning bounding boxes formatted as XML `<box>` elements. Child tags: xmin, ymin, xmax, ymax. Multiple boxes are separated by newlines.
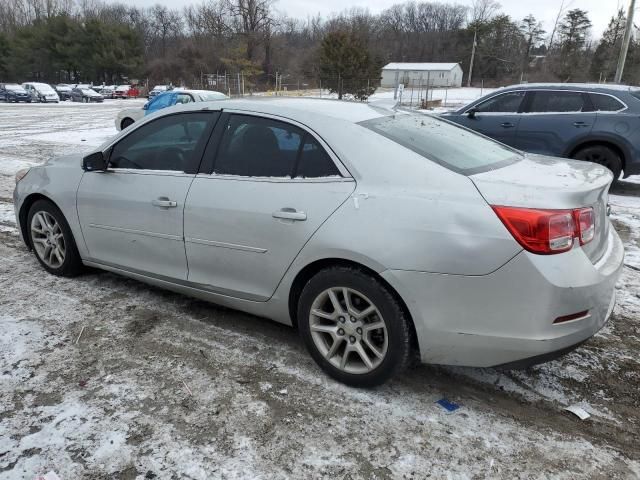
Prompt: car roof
<box><xmin>164</xmin><ymin>97</ymin><xmax>395</xmax><ymax>125</ymax></box>
<box><xmin>499</xmin><ymin>83</ymin><xmax>640</xmax><ymax>94</ymax></box>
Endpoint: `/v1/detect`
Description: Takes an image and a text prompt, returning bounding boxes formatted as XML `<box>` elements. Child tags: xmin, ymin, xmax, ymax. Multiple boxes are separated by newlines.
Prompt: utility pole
<box><xmin>615</xmin><ymin>0</ymin><xmax>636</xmax><ymax>83</ymax></box>
<box><xmin>467</xmin><ymin>28</ymin><xmax>477</xmax><ymax>87</ymax></box>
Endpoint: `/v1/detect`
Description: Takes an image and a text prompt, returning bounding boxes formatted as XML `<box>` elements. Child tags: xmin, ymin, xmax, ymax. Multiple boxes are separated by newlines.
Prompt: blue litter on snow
<box><xmin>436</xmin><ymin>398</ymin><xmax>460</xmax><ymax>412</ymax></box>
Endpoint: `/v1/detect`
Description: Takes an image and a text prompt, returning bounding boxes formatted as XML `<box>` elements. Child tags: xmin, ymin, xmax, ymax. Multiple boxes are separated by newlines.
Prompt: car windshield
<box><xmin>199</xmin><ymin>92</ymin><xmax>226</xmax><ymax>101</ymax></box>
<box><xmin>36</xmin><ymin>85</ymin><xmax>55</xmax><ymax>93</ymax></box>
<box><xmin>81</xmin><ymin>89</ymin><xmax>96</xmax><ymax>94</ymax></box>
<box><xmin>6</xmin><ymin>84</ymin><xmax>25</xmax><ymax>92</ymax></box>
<box><xmin>359</xmin><ymin>113</ymin><xmax>522</xmax><ymax>175</ymax></box>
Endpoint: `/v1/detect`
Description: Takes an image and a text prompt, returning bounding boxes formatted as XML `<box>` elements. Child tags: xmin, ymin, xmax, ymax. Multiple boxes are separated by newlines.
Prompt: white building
<box><xmin>380</xmin><ymin>63</ymin><xmax>463</xmax><ymax>88</ymax></box>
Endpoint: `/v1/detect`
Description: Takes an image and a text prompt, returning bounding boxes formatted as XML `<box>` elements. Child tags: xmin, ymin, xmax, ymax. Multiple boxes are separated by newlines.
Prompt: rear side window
<box><xmin>475</xmin><ymin>91</ymin><xmax>525</xmax><ymax>113</ymax></box>
<box><xmin>590</xmin><ymin>93</ymin><xmax>625</xmax><ymax>112</ymax></box>
<box><xmin>528</xmin><ymin>91</ymin><xmax>586</xmax><ymax>113</ymax></box>
<box><xmin>360</xmin><ymin>113</ymin><xmax>521</xmax><ymax>175</ymax></box>
<box><xmin>296</xmin><ymin>136</ymin><xmax>340</xmax><ymax>178</ymax></box>
<box><xmin>214</xmin><ymin>114</ymin><xmax>340</xmax><ymax>178</ymax></box>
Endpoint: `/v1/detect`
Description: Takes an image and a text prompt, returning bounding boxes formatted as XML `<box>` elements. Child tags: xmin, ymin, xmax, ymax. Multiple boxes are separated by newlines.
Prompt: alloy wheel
<box><xmin>309</xmin><ymin>287</ymin><xmax>388</xmax><ymax>374</ymax></box>
<box><xmin>30</xmin><ymin>211</ymin><xmax>66</xmax><ymax>268</ymax></box>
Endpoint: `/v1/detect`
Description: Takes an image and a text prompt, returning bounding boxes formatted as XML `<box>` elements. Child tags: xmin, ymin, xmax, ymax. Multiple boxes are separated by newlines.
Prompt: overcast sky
<box><xmin>134</xmin><ymin>0</ymin><xmax>630</xmax><ymax>40</ymax></box>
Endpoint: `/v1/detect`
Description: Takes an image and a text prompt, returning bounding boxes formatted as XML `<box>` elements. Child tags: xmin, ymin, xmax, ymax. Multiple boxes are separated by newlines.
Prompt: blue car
<box><xmin>115</xmin><ymin>89</ymin><xmax>228</xmax><ymax>130</ymax></box>
<box><xmin>441</xmin><ymin>84</ymin><xmax>640</xmax><ymax>180</ymax></box>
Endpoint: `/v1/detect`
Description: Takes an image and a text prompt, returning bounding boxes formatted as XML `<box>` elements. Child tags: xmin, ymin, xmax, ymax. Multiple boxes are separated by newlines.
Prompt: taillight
<box><xmin>492</xmin><ymin>206</ymin><xmax>595</xmax><ymax>255</ymax></box>
<box><xmin>575</xmin><ymin>208</ymin><xmax>595</xmax><ymax>245</ymax></box>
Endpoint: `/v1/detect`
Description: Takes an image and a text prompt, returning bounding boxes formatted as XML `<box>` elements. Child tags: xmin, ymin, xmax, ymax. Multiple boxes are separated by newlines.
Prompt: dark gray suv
<box><xmin>442</xmin><ymin>84</ymin><xmax>640</xmax><ymax>180</ymax></box>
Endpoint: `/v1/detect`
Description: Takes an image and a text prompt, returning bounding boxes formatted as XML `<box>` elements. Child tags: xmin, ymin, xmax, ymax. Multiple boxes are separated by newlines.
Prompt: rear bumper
<box><xmin>382</xmin><ymin>228</ymin><xmax>623</xmax><ymax>367</ymax></box>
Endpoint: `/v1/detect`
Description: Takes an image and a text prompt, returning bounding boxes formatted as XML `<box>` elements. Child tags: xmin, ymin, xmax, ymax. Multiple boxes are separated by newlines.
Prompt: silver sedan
<box><xmin>13</xmin><ymin>98</ymin><xmax>623</xmax><ymax>386</ymax></box>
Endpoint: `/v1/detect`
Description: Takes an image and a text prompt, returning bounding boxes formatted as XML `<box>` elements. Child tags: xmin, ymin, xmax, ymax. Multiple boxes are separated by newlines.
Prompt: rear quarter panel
<box><xmin>279</xmin><ymin>124</ymin><xmax>521</xmax><ymax>276</ymax></box>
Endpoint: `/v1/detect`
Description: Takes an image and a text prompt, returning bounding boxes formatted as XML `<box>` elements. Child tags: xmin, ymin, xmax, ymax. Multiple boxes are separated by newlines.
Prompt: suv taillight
<box><xmin>492</xmin><ymin>206</ymin><xmax>595</xmax><ymax>255</ymax></box>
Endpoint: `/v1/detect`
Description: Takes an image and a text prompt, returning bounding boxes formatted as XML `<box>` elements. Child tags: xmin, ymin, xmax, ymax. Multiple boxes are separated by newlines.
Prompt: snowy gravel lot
<box><xmin>1</xmin><ymin>99</ymin><xmax>640</xmax><ymax>479</ymax></box>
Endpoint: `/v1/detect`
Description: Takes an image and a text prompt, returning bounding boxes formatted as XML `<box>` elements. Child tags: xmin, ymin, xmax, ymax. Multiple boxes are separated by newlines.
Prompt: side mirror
<box><xmin>142</xmin><ymin>102</ymin><xmax>149</xmax><ymax>110</ymax></box>
<box><xmin>82</xmin><ymin>151</ymin><xmax>107</xmax><ymax>171</ymax></box>
<box><xmin>467</xmin><ymin>107</ymin><xmax>478</xmax><ymax>119</ymax></box>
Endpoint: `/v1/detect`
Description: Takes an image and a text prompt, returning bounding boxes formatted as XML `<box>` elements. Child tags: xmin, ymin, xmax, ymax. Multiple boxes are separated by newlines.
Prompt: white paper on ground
<box><xmin>564</xmin><ymin>405</ymin><xmax>591</xmax><ymax>420</ymax></box>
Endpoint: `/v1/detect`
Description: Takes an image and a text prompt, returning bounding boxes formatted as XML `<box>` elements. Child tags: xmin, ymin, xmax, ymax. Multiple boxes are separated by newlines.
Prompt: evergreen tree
<box><xmin>590</xmin><ymin>9</ymin><xmax>628</xmax><ymax>82</ymax></box>
<box><xmin>554</xmin><ymin>9</ymin><xmax>592</xmax><ymax>81</ymax></box>
<box><xmin>519</xmin><ymin>15</ymin><xmax>545</xmax><ymax>75</ymax></box>
<box><xmin>319</xmin><ymin>30</ymin><xmax>381</xmax><ymax>100</ymax></box>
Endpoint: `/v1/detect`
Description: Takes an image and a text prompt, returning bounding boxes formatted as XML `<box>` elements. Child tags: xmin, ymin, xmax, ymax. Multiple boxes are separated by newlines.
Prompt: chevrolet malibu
<box><xmin>13</xmin><ymin>99</ymin><xmax>623</xmax><ymax>387</ymax></box>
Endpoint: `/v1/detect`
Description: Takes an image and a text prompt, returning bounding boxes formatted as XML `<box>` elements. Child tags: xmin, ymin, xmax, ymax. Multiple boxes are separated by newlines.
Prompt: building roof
<box><xmin>382</xmin><ymin>62</ymin><xmax>460</xmax><ymax>71</ymax></box>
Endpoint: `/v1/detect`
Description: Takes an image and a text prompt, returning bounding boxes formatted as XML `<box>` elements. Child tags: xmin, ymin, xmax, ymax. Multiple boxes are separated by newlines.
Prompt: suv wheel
<box><xmin>298</xmin><ymin>266</ymin><xmax>412</xmax><ymax>387</ymax></box>
<box><xmin>572</xmin><ymin>145</ymin><xmax>622</xmax><ymax>181</ymax></box>
<box><xmin>121</xmin><ymin>118</ymin><xmax>134</xmax><ymax>129</ymax></box>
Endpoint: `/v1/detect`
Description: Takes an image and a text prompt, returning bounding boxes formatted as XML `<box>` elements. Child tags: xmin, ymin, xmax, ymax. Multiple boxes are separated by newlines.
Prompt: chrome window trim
<box><xmin>102</xmin><ymin>168</ymin><xmax>194</xmax><ymax>177</ymax></box>
<box><xmin>464</xmin><ymin>89</ymin><xmax>527</xmax><ymax>115</ymax></box>
<box><xmin>588</xmin><ymin>92</ymin><xmax>628</xmax><ymax>113</ymax></box>
<box><xmin>194</xmin><ymin>173</ymin><xmax>354</xmax><ymax>183</ymax></box>
<box><xmin>465</xmin><ymin>88</ymin><xmax>629</xmax><ymax>115</ymax></box>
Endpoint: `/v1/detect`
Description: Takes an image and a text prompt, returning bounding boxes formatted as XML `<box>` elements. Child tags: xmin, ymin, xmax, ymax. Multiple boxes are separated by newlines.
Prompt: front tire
<box><xmin>27</xmin><ymin>200</ymin><xmax>83</xmax><ymax>277</ymax></box>
<box><xmin>298</xmin><ymin>266</ymin><xmax>412</xmax><ymax>387</ymax></box>
<box><xmin>572</xmin><ymin>145</ymin><xmax>622</xmax><ymax>182</ymax></box>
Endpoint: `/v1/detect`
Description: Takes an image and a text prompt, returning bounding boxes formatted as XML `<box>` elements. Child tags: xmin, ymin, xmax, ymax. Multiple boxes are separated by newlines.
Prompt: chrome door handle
<box><xmin>272</xmin><ymin>208</ymin><xmax>307</xmax><ymax>221</ymax></box>
<box><xmin>500</xmin><ymin>122</ymin><xmax>515</xmax><ymax>128</ymax></box>
<box><xmin>152</xmin><ymin>198</ymin><xmax>177</xmax><ymax>208</ymax></box>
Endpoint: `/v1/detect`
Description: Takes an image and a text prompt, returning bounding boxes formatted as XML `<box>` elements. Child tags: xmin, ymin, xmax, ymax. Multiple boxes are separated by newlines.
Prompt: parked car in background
<box><xmin>70</xmin><ymin>87</ymin><xmax>104</xmax><ymax>103</ymax></box>
<box><xmin>55</xmin><ymin>84</ymin><xmax>73</xmax><ymax>101</ymax></box>
<box><xmin>0</xmin><ymin>83</ymin><xmax>32</xmax><ymax>102</ymax></box>
<box><xmin>148</xmin><ymin>85</ymin><xmax>169</xmax><ymax>98</ymax></box>
<box><xmin>115</xmin><ymin>89</ymin><xmax>227</xmax><ymax>130</ymax></box>
<box><xmin>114</xmin><ymin>85</ymin><xmax>140</xmax><ymax>99</ymax></box>
<box><xmin>15</xmin><ymin>98</ymin><xmax>622</xmax><ymax>387</ymax></box>
<box><xmin>100</xmin><ymin>86</ymin><xmax>115</xmax><ymax>99</ymax></box>
<box><xmin>441</xmin><ymin>83</ymin><xmax>640</xmax><ymax>181</ymax></box>
<box><xmin>22</xmin><ymin>82</ymin><xmax>60</xmax><ymax>103</ymax></box>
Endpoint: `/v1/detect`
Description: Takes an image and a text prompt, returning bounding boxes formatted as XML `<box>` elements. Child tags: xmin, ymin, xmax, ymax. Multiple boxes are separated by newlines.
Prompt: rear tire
<box><xmin>298</xmin><ymin>266</ymin><xmax>412</xmax><ymax>387</ymax></box>
<box><xmin>121</xmin><ymin>118</ymin><xmax>134</xmax><ymax>130</ymax></box>
<box><xmin>27</xmin><ymin>200</ymin><xmax>83</xmax><ymax>277</ymax></box>
<box><xmin>572</xmin><ymin>145</ymin><xmax>622</xmax><ymax>182</ymax></box>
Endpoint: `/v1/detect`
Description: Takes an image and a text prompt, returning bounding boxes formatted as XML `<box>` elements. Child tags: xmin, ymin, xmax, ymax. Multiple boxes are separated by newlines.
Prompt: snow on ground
<box><xmin>259</xmin><ymin>86</ymin><xmax>497</xmax><ymax>110</ymax></box>
<box><xmin>0</xmin><ymin>100</ymin><xmax>639</xmax><ymax>479</ymax></box>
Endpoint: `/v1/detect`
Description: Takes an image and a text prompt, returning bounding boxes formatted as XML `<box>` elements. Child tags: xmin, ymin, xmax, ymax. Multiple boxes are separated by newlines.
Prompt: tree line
<box><xmin>0</xmin><ymin>0</ymin><xmax>638</xmax><ymax>97</ymax></box>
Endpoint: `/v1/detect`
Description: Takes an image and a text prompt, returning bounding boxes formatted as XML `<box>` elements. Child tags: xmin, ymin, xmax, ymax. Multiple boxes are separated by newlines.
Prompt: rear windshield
<box><xmin>359</xmin><ymin>113</ymin><xmax>522</xmax><ymax>175</ymax></box>
<box><xmin>629</xmin><ymin>89</ymin><xmax>640</xmax><ymax>102</ymax></box>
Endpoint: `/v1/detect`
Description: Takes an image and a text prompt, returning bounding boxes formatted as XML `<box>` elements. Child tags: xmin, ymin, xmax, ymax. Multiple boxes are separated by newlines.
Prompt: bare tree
<box><xmin>226</xmin><ymin>0</ymin><xmax>274</xmax><ymax>61</ymax></box>
<box><xmin>470</xmin><ymin>0</ymin><xmax>500</xmax><ymax>25</ymax></box>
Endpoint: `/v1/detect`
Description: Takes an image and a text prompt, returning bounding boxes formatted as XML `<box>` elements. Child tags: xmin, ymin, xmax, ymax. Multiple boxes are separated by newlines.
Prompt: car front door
<box><xmin>184</xmin><ymin>112</ymin><xmax>355</xmax><ymax>301</ymax></box>
<box><xmin>450</xmin><ymin>90</ymin><xmax>525</xmax><ymax>147</ymax></box>
<box><xmin>515</xmin><ymin>90</ymin><xmax>596</xmax><ymax>156</ymax></box>
<box><xmin>77</xmin><ymin>111</ymin><xmax>218</xmax><ymax>279</ymax></box>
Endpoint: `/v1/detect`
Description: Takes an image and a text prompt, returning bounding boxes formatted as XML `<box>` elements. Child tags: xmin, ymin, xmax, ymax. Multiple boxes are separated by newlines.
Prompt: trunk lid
<box><xmin>470</xmin><ymin>154</ymin><xmax>612</xmax><ymax>263</ymax></box>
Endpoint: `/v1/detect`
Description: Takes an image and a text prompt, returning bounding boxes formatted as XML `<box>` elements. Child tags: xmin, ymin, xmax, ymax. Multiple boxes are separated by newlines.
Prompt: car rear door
<box><xmin>515</xmin><ymin>90</ymin><xmax>595</xmax><ymax>155</ymax></box>
<box><xmin>449</xmin><ymin>90</ymin><xmax>525</xmax><ymax>147</ymax></box>
<box><xmin>77</xmin><ymin>111</ymin><xmax>218</xmax><ymax>280</ymax></box>
<box><xmin>183</xmin><ymin>112</ymin><xmax>355</xmax><ymax>301</ymax></box>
